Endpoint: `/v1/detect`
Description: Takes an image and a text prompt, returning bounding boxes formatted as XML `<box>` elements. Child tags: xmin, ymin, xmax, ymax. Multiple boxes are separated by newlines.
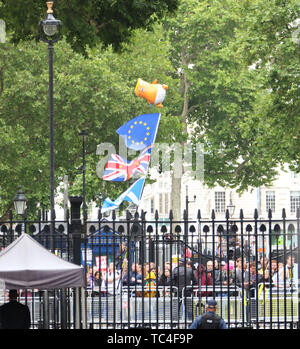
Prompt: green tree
<box><xmin>162</xmin><ymin>0</ymin><xmax>299</xmax><ymax>219</ymax></box>
<box><xmin>232</xmin><ymin>0</ymin><xmax>300</xmax><ymax>172</ymax></box>
<box><xmin>0</xmin><ymin>25</ymin><xmax>180</xmax><ymax>218</ymax></box>
<box><xmin>0</xmin><ymin>0</ymin><xmax>179</xmax><ymax>54</ymax></box>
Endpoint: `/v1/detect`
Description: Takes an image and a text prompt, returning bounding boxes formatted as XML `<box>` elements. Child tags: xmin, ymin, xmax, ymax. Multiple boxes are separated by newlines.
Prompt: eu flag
<box><xmin>116</xmin><ymin>113</ymin><xmax>161</xmax><ymax>151</ymax></box>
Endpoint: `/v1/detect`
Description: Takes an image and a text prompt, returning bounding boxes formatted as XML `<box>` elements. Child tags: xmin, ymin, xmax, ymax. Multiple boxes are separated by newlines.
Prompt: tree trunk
<box><xmin>171</xmin><ymin>57</ymin><xmax>189</xmax><ymax>221</ymax></box>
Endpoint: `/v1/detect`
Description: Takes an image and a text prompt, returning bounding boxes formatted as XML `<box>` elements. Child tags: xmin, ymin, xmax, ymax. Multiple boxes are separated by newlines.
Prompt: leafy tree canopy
<box><xmin>163</xmin><ymin>0</ymin><xmax>300</xmax><ymax>193</ymax></box>
<box><xmin>0</xmin><ymin>0</ymin><xmax>179</xmax><ymax>54</ymax></box>
<box><xmin>0</xmin><ymin>24</ymin><xmax>180</xmax><ymax>218</ymax></box>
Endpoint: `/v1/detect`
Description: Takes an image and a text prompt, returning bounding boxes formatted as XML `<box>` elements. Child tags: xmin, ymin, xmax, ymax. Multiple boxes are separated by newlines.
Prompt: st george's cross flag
<box><xmin>101</xmin><ymin>176</ymin><xmax>146</xmax><ymax>213</ymax></box>
<box><xmin>116</xmin><ymin>113</ymin><xmax>161</xmax><ymax>151</ymax></box>
<box><xmin>102</xmin><ymin>144</ymin><xmax>153</xmax><ymax>182</ymax></box>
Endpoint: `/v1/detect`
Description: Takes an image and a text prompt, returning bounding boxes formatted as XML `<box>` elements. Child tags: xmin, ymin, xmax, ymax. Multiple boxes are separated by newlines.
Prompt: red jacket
<box><xmin>196</xmin><ymin>265</ymin><xmax>212</xmax><ymax>296</ymax></box>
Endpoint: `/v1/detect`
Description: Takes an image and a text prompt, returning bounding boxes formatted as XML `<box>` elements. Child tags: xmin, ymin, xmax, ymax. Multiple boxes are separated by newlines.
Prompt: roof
<box><xmin>0</xmin><ymin>233</ymin><xmax>85</xmax><ymax>289</ymax></box>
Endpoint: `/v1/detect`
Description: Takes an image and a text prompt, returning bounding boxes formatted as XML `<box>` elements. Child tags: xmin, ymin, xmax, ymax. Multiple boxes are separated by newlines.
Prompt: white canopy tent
<box><xmin>0</xmin><ymin>233</ymin><xmax>85</xmax><ymax>289</ymax></box>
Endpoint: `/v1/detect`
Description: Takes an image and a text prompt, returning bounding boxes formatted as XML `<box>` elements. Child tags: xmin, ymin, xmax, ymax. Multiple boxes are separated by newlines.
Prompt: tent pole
<box><xmin>75</xmin><ymin>288</ymin><xmax>80</xmax><ymax>329</ymax></box>
<box><xmin>81</xmin><ymin>287</ymin><xmax>87</xmax><ymax>329</ymax></box>
<box><xmin>43</xmin><ymin>290</ymin><xmax>49</xmax><ymax>329</ymax></box>
<box><xmin>61</xmin><ymin>289</ymin><xmax>67</xmax><ymax>329</ymax></box>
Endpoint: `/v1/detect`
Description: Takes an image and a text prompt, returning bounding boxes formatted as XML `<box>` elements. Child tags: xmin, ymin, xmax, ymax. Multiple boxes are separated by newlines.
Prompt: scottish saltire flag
<box><xmin>117</xmin><ymin>113</ymin><xmax>161</xmax><ymax>151</ymax></box>
<box><xmin>101</xmin><ymin>176</ymin><xmax>146</xmax><ymax>213</ymax></box>
<box><xmin>102</xmin><ymin>144</ymin><xmax>153</xmax><ymax>182</ymax></box>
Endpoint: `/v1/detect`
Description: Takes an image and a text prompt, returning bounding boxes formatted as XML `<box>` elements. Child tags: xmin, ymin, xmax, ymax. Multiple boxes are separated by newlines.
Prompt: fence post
<box><xmin>297</xmin><ymin>208</ymin><xmax>300</xmax><ymax>328</ymax></box>
<box><xmin>70</xmin><ymin>196</ymin><xmax>83</xmax><ymax>329</ymax></box>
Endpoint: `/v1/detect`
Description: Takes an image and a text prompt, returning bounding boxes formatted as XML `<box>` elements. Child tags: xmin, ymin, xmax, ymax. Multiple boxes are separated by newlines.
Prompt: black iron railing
<box><xmin>0</xmin><ymin>206</ymin><xmax>299</xmax><ymax>329</ymax></box>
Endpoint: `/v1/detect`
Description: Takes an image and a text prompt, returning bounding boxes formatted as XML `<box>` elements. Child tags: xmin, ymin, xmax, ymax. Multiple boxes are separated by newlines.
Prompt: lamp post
<box><xmin>184</xmin><ymin>185</ymin><xmax>196</xmax><ymax>251</ymax></box>
<box><xmin>227</xmin><ymin>193</ymin><xmax>235</xmax><ymax>235</ymax></box>
<box><xmin>14</xmin><ymin>186</ymin><xmax>27</xmax><ymax>235</ymax></box>
<box><xmin>40</xmin><ymin>1</ymin><xmax>62</xmax><ymax>249</ymax></box>
<box><xmin>185</xmin><ymin>185</ymin><xmax>196</xmax><ymax>220</ymax></box>
<box><xmin>226</xmin><ymin>193</ymin><xmax>236</xmax><ymax>258</ymax></box>
<box><xmin>13</xmin><ymin>186</ymin><xmax>27</xmax><ymax>216</ymax></box>
<box><xmin>227</xmin><ymin>193</ymin><xmax>235</xmax><ymax>221</ymax></box>
<box><xmin>79</xmin><ymin>130</ymin><xmax>88</xmax><ymax>222</ymax></box>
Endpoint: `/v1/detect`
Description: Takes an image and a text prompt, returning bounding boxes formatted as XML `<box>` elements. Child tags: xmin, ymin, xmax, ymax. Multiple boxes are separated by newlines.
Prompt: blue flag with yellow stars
<box><xmin>116</xmin><ymin>113</ymin><xmax>161</xmax><ymax>151</ymax></box>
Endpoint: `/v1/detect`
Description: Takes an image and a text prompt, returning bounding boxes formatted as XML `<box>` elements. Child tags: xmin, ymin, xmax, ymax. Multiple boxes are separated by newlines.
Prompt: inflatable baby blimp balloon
<box><xmin>134</xmin><ymin>78</ymin><xmax>168</xmax><ymax>108</ymax></box>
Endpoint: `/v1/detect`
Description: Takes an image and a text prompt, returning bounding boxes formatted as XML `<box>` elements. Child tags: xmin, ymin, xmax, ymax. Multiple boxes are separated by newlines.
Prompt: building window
<box><xmin>159</xmin><ymin>193</ymin><xmax>163</xmax><ymax>213</ymax></box>
<box><xmin>266</xmin><ymin>191</ymin><xmax>275</xmax><ymax>213</ymax></box>
<box><xmin>215</xmin><ymin>192</ymin><xmax>225</xmax><ymax>213</ymax></box>
<box><xmin>164</xmin><ymin>193</ymin><xmax>169</xmax><ymax>214</ymax></box>
<box><xmin>290</xmin><ymin>191</ymin><xmax>300</xmax><ymax>213</ymax></box>
<box><xmin>150</xmin><ymin>197</ymin><xmax>154</xmax><ymax>214</ymax></box>
<box><xmin>157</xmin><ymin>193</ymin><xmax>170</xmax><ymax>214</ymax></box>
<box><xmin>291</xmin><ymin>171</ymin><xmax>300</xmax><ymax>179</ymax></box>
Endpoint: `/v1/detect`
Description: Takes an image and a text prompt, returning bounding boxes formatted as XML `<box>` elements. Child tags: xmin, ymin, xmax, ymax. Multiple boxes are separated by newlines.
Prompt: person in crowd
<box><xmin>206</xmin><ymin>260</ymin><xmax>220</xmax><ymax>286</ymax></box>
<box><xmin>270</xmin><ymin>259</ymin><xmax>278</xmax><ymax>277</ymax></box>
<box><xmin>106</xmin><ymin>262</ymin><xmax>121</xmax><ymax>295</ymax></box>
<box><xmin>258</xmin><ymin>256</ymin><xmax>269</xmax><ymax>275</ymax></box>
<box><xmin>93</xmin><ymin>270</ymin><xmax>101</xmax><ymax>287</ymax></box>
<box><xmin>0</xmin><ymin>289</ymin><xmax>31</xmax><ymax>329</ymax></box>
<box><xmin>171</xmin><ymin>258</ymin><xmax>198</xmax><ymax>297</ymax></box>
<box><xmin>144</xmin><ymin>266</ymin><xmax>158</xmax><ymax>298</ymax></box>
<box><xmin>127</xmin><ymin>263</ymin><xmax>143</xmax><ymax>297</ymax></box>
<box><xmin>258</xmin><ymin>257</ymin><xmax>271</xmax><ymax>286</ymax></box>
<box><xmin>86</xmin><ymin>267</ymin><xmax>94</xmax><ymax>288</ymax></box>
<box><xmin>244</xmin><ymin>261</ymin><xmax>263</xmax><ymax>296</ymax></box>
<box><xmin>231</xmin><ymin>237</ymin><xmax>242</xmax><ymax>260</ymax></box>
<box><xmin>216</xmin><ymin>236</ymin><xmax>227</xmax><ymax>259</ymax></box>
<box><xmin>120</xmin><ymin>260</ymin><xmax>129</xmax><ymax>287</ymax></box>
<box><xmin>171</xmin><ymin>258</ymin><xmax>197</xmax><ymax>321</ymax></box>
<box><xmin>129</xmin><ymin>263</ymin><xmax>142</xmax><ymax>286</ymax></box>
<box><xmin>231</xmin><ymin>257</ymin><xmax>244</xmax><ymax>287</ymax></box>
<box><xmin>243</xmin><ymin>240</ymin><xmax>251</xmax><ymax>261</ymax></box>
<box><xmin>158</xmin><ymin>267</ymin><xmax>171</xmax><ymax>287</ymax></box>
<box><xmin>115</xmin><ymin>242</ymin><xmax>128</xmax><ymax>271</ymax></box>
<box><xmin>91</xmin><ymin>270</ymin><xmax>104</xmax><ymax>296</ymax></box>
<box><xmin>214</xmin><ymin>260</ymin><xmax>220</xmax><ymax>272</ymax></box>
<box><xmin>270</xmin><ymin>259</ymin><xmax>279</xmax><ymax>286</ymax></box>
<box><xmin>196</xmin><ymin>263</ymin><xmax>212</xmax><ymax>296</ymax></box>
<box><xmin>278</xmin><ymin>255</ymin><xmax>298</xmax><ymax>289</ymax></box>
<box><xmin>149</xmin><ymin>262</ymin><xmax>156</xmax><ymax>274</ymax></box>
<box><xmin>189</xmin><ymin>299</ymin><xmax>227</xmax><ymax>329</ymax></box>
<box><xmin>272</xmin><ymin>262</ymin><xmax>284</xmax><ymax>287</ymax></box>
<box><xmin>157</xmin><ymin>265</ymin><xmax>162</xmax><ymax>278</ymax></box>
<box><xmin>144</xmin><ymin>263</ymin><xmax>150</xmax><ymax>277</ymax></box>
<box><xmin>216</xmin><ymin>261</ymin><xmax>232</xmax><ymax>296</ymax></box>
<box><xmin>164</xmin><ymin>262</ymin><xmax>171</xmax><ymax>271</ymax></box>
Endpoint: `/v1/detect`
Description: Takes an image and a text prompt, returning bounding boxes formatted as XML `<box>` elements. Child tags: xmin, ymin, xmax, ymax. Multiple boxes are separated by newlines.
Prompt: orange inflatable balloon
<box><xmin>134</xmin><ymin>78</ymin><xmax>168</xmax><ymax>108</ymax></box>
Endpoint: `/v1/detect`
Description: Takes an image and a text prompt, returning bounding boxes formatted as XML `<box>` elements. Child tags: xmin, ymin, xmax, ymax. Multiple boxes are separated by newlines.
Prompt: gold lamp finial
<box><xmin>46</xmin><ymin>1</ymin><xmax>54</xmax><ymax>14</ymax></box>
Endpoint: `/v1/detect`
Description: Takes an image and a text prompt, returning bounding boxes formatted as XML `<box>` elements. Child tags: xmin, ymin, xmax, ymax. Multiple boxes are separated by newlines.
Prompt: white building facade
<box><xmin>139</xmin><ymin>167</ymin><xmax>300</xmax><ymax>221</ymax></box>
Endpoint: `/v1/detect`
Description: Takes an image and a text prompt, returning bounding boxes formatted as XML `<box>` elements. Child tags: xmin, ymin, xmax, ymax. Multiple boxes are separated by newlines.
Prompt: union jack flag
<box><xmin>102</xmin><ymin>144</ymin><xmax>153</xmax><ymax>182</ymax></box>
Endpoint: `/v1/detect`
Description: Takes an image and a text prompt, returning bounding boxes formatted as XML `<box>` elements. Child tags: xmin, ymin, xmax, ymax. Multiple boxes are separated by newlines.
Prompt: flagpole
<box><xmin>152</xmin><ymin>112</ymin><xmax>161</xmax><ymax>147</ymax></box>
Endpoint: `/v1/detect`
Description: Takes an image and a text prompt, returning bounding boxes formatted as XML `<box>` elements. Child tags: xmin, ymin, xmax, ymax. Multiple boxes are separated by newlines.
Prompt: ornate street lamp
<box><xmin>40</xmin><ymin>1</ymin><xmax>62</xmax><ymax>249</ymax></box>
<box><xmin>13</xmin><ymin>186</ymin><xmax>27</xmax><ymax>216</ymax></box>
<box><xmin>227</xmin><ymin>192</ymin><xmax>235</xmax><ymax>219</ymax></box>
<box><xmin>227</xmin><ymin>199</ymin><xmax>235</xmax><ymax>219</ymax></box>
<box><xmin>40</xmin><ymin>2</ymin><xmax>62</xmax><ymax>38</ymax></box>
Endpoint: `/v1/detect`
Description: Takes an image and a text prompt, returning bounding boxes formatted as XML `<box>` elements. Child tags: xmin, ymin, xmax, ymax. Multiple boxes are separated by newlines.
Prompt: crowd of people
<box><xmin>86</xmin><ymin>260</ymin><xmax>173</xmax><ymax>297</ymax></box>
<box><xmin>86</xmin><ymin>244</ymin><xmax>298</xmax><ymax>299</ymax></box>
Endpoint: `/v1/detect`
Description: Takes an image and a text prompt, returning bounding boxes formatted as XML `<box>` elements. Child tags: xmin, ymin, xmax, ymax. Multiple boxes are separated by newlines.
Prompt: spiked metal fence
<box><xmin>0</xmin><ymin>202</ymin><xmax>299</xmax><ymax>329</ymax></box>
